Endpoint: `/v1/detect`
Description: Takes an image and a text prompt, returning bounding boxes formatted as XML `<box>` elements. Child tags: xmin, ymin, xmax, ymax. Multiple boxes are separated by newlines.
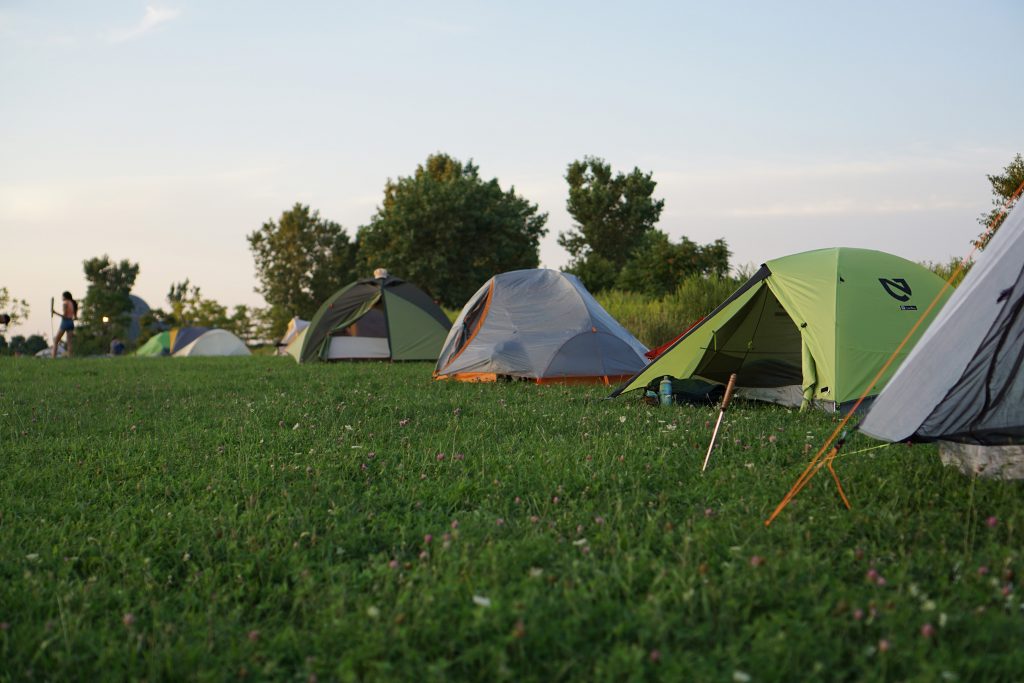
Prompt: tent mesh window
<box><xmin>449</xmin><ymin>288</ymin><xmax>492</xmax><ymax>358</ymax></box>
<box><xmin>340</xmin><ymin>304</ymin><xmax>388</xmax><ymax>338</ymax></box>
<box><xmin>695</xmin><ymin>286</ymin><xmax>803</xmax><ymax>387</ymax></box>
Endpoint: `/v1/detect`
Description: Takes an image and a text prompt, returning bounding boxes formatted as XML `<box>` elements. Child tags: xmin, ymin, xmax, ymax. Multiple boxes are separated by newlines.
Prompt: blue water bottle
<box><xmin>659</xmin><ymin>376</ymin><xmax>673</xmax><ymax>406</ymax></box>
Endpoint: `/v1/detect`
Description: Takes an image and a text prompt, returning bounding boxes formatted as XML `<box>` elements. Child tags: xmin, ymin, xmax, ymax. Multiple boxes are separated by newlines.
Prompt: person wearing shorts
<box><xmin>53</xmin><ymin>291</ymin><xmax>77</xmax><ymax>358</ymax></box>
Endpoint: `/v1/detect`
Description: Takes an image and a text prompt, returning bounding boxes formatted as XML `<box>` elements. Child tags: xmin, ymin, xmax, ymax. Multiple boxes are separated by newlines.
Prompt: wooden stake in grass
<box><xmin>702</xmin><ymin>373</ymin><xmax>738</xmax><ymax>472</ymax></box>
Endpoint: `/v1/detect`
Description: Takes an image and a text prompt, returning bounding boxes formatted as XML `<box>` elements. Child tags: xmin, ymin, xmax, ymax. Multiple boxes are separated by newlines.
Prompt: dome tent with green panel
<box><xmin>135</xmin><ymin>330</ymin><xmax>171</xmax><ymax>356</ymax></box>
<box><xmin>611</xmin><ymin>248</ymin><xmax>953</xmax><ymax>412</ymax></box>
<box><xmin>293</xmin><ymin>271</ymin><xmax>452</xmax><ymax>363</ymax></box>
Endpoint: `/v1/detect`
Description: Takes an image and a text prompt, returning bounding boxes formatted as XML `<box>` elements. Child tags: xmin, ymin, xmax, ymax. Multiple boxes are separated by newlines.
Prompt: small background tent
<box><xmin>169</xmin><ymin>327</ymin><xmax>210</xmax><ymax>355</ymax></box>
<box><xmin>135</xmin><ymin>331</ymin><xmax>171</xmax><ymax>356</ymax></box>
<box><xmin>127</xmin><ymin>295</ymin><xmax>151</xmax><ymax>343</ymax></box>
<box><xmin>295</xmin><ymin>274</ymin><xmax>451</xmax><ymax>363</ymax></box>
<box><xmin>277</xmin><ymin>317</ymin><xmax>309</xmax><ymax>356</ymax></box>
<box><xmin>35</xmin><ymin>344</ymin><xmax>66</xmax><ymax>358</ymax></box>
<box><xmin>860</xmin><ymin>201</ymin><xmax>1024</xmax><ymax>477</ymax></box>
<box><xmin>612</xmin><ymin>248</ymin><xmax>952</xmax><ymax>411</ymax></box>
<box><xmin>434</xmin><ymin>269</ymin><xmax>648</xmax><ymax>384</ymax></box>
<box><xmin>136</xmin><ymin>327</ymin><xmax>213</xmax><ymax>356</ymax></box>
<box><xmin>173</xmin><ymin>329</ymin><xmax>250</xmax><ymax>357</ymax></box>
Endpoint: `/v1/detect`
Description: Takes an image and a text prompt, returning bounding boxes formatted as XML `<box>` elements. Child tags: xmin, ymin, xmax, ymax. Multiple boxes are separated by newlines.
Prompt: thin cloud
<box><xmin>108</xmin><ymin>5</ymin><xmax>180</xmax><ymax>43</ymax></box>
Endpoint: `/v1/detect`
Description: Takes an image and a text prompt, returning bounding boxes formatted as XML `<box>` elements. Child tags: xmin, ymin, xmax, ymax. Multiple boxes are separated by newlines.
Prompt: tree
<box><xmin>248</xmin><ymin>203</ymin><xmax>357</xmax><ymax>336</ymax></box>
<box><xmin>79</xmin><ymin>255</ymin><xmax>140</xmax><ymax>355</ymax></box>
<box><xmin>977</xmin><ymin>153</ymin><xmax>1024</xmax><ymax>249</ymax></box>
<box><xmin>616</xmin><ymin>232</ymin><xmax>731</xmax><ymax>297</ymax></box>
<box><xmin>558</xmin><ymin>157</ymin><xmax>665</xmax><ymax>291</ymax></box>
<box><xmin>142</xmin><ymin>280</ymin><xmax>265</xmax><ymax>342</ymax></box>
<box><xmin>4</xmin><ymin>334</ymin><xmax>47</xmax><ymax>356</ymax></box>
<box><xmin>357</xmin><ymin>153</ymin><xmax>548</xmax><ymax>307</ymax></box>
<box><xmin>0</xmin><ymin>287</ymin><xmax>30</xmax><ymax>327</ymax></box>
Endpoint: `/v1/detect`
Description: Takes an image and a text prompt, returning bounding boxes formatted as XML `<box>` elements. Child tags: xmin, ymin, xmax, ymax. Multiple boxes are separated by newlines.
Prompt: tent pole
<box><xmin>702</xmin><ymin>373</ymin><xmax>738</xmax><ymax>472</ymax></box>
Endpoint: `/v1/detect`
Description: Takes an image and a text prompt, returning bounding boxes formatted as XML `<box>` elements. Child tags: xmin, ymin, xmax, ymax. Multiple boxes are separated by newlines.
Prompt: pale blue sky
<box><xmin>2</xmin><ymin>1</ymin><xmax>1022</xmax><ymax>337</ymax></box>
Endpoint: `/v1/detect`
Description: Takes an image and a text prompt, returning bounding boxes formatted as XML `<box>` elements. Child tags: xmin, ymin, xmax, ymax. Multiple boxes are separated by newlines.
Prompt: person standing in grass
<box><xmin>52</xmin><ymin>291</ymin><xmax>77</xmax><ymax>358</ymax></box>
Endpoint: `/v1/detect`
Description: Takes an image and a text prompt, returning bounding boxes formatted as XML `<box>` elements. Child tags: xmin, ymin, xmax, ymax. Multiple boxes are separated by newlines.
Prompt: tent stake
<box><xmin>702</xmin><ymin>373</ymin><xmax>738</xmax><ymax>472</ymax></box>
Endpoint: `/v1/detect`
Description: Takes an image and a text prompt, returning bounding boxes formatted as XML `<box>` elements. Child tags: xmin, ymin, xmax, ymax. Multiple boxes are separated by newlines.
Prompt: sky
<box><xmin>2</xmin><ymin>1</ymin><xmax>1022</xmax><ymax>338</ymax></box>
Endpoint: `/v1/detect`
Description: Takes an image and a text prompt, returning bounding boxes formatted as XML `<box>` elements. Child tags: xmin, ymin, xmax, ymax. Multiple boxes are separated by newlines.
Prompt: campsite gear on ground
<box><xmin>294</xmin><ymin>274</ymin><xmax>451</xmax><ymax>363</ymax></box>
<box><xmin>659</xmin><ymin>376</ymin><xmax>673</xmax><ymax>406</ymax></box>
<box><xmin>611</xmin><ymin>248</ymin><xmax>952</xmax><ymax>412</ymax></box>
<box><xmin>434</xmin><ymin>269</ymin><xmax>648</xmax><ymax>384</ymax></box>
<box><xmin>643</xmin><ymin>377</ymin><xmax>725</xmax><ymax>405</ymax></box>
<box><xmin>702</xmin><ymin>373</ymin><xmax>738</xmax><ymax>472</ymax></box>
<box><xmin>937</xmin><ymin>442</ymin><xmax>1024</xmax><ymax>480</ymax></box>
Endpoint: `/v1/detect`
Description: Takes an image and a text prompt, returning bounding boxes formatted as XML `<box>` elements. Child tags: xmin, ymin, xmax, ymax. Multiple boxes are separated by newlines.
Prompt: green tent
<box><xmin>295</xmin><ymin>275</ymin><xmax>452</xmax><ymax>363</ymax></box>
<box><xmin>611</xmin><ymin>248</ymin><xmax>953</xmax><ymax>411</ymax></box>
<box><xmin>135</xmin><ymin>331</ymin><xmax>171</xmax><ymax>356</ymax></box>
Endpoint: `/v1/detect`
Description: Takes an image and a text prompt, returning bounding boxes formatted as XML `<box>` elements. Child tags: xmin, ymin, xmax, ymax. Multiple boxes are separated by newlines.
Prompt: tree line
<box><xmin>250</xmin><ymin>153</ymin><xmax>733</xmax><ymax>338</ymax></box>
<box><xmin>2</xmin><ymin>152</ymin><xmax>1021</xmax><ymax>354</ymax></box>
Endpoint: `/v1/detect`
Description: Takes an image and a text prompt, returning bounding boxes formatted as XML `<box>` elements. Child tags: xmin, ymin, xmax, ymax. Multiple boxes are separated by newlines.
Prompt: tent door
<box><xmin>692</xmin><ymin>286</ymin><xmax>803</xmax><ymax>388</ymax></box>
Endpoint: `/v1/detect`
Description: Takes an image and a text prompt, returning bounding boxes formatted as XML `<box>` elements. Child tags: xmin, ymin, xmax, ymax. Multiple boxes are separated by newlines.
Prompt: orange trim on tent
<box><xmin>436</xmin><ymin>281</ymin><xmax>495</xmax><ymax>375</ymax></box>
<box><xmin>436</xmin><ymin>372</ymin><xmax>499</xmax><ymax>383</ymax></box>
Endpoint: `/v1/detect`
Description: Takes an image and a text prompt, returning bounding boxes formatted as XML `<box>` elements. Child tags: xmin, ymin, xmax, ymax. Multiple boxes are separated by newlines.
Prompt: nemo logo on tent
<box><xmin>879</xmin><ymin>278</ymin><xmax>912</xmax><ymax>302</ymax></box>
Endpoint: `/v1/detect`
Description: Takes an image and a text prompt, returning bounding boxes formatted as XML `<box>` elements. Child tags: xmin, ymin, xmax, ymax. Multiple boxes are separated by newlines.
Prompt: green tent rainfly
<box><xmin>294</xmin><ymin>275</ymin><xmax>452</xmax><ymax>363</ymax></box>
<box><xmin>611</xmin><ymin>247</ymin><xmax>953</xmax><ymax>411</ymax></box>
<box><xmin>135</xmin><ymin>330</ymin><xmax>171</xmax><ymax>356</ymax></box>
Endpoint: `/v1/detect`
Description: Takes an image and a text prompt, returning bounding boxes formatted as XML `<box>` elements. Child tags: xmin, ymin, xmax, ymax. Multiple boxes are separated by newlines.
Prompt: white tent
<box><xmin>173</xmin><ymin>329</ymin><xmax>251</xmax><ymax>357</ymax></box>
<box><xmin>35</xmin><ymin>344</ymin><xmax>66</xmax><ymax>358</ymax></box>
<box><xmin>860</xmin><ymin>198</ymin><xmax>1024</xmax><ymax>475</ymax></box>
<box><xmin>277</xmin><ymin>317</ymin><xmax>309</xmax><ymax>356</ymax></box>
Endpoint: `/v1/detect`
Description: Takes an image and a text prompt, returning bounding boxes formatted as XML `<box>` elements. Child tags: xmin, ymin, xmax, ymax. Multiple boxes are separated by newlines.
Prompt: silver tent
<box><xmin>434</xmin><ymin>269</ymin><xmax>648</xmax><ymax>383</ymax></box>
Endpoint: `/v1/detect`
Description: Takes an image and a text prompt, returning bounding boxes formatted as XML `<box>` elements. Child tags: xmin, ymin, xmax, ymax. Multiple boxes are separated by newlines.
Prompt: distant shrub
<box><xmin>597</xmin><ymin>275</ymin><xmax>741</xmax><ymax>348</ymax></box>
<box><xmin>921</xmin><ymin>257</ymin><xmax>970</xmax><ymax>288</ymax></box>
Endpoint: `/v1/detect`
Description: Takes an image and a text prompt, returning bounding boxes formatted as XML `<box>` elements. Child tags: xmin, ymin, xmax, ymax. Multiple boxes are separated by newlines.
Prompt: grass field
<box><xmin>1</xmin><ymin>357</ymin><xmax>1022</xmax><ymax>681</ymax></box>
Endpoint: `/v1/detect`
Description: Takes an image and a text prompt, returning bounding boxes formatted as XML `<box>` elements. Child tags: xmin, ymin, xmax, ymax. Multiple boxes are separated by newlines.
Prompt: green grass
<box><xmin>1</xmin><ymin>357</ymin><xmax>1022</xmax><ymax>681</ymax></box>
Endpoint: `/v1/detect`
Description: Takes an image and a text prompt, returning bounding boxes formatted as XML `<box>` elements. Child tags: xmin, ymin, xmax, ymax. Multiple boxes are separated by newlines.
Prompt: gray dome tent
<box><xmin>127</xmin><ymin>295</ymin><xmax>151</xmax><ymax>342</ymax></box>
<box><xmin>434</xmin><ymin>269</ymin><xmax>648</xmax><ymax>384</ymax></box>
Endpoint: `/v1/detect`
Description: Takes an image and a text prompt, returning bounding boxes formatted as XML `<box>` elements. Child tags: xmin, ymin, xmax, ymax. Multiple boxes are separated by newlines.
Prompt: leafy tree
<box><xmin>617</xmin><ymin>232</ymin><xmax>731</xmax><ymax>297</ymax></box>
<box><xmin>79</xmin><ymin>256</ymin><xmax>140</xmax><ymax>355</ymax></box>
<box><xmin>22</xmin><ymin>334</ymin><xmax>47</xmax><ymax>355</ymax></box>
<box><xmin>140</xmin><ymin>281</ymin><xmax>268</xmax><ymax>344</ymax></box>
<box><xmin>5</xmin><ymin>334</ymin><xmax>47</xmax><ymax>356</ymax></box>
<box><xmin>558</xmin><ymin>157</ymin><xmax>665</xmax><ymax>291</ymax></box>
<box><xmin>248</xmin><ymin>203</ymin><xmax>357</xmax><ymax>336</ymax></box>
<box><xmin>168</xmin><ymin>280</ymin><xmax>229</xmax><ymax>328</ymax></box>
<box><xmin>922</xmin><ymin>257</ymin><xmax>970</xmax><ymax>288</ymax></box>
<box><xmin>977</xmin><ymin>153</ymin><xmax>1024</xmax><ymax>249</ymax></box>
<box><xmin>225</xmin><ymin>305</ymin><xmax>268</xmax><ymax>342</ymax></box>
<box><xmin>357</xmin><ymin>153</ymin><xmax>548</xmax><ymax>307</ymax></box>
<box><xmin>0</xmin><ymin>287</ymin><xmax>30</xmax><ymax>327</ymax></box>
